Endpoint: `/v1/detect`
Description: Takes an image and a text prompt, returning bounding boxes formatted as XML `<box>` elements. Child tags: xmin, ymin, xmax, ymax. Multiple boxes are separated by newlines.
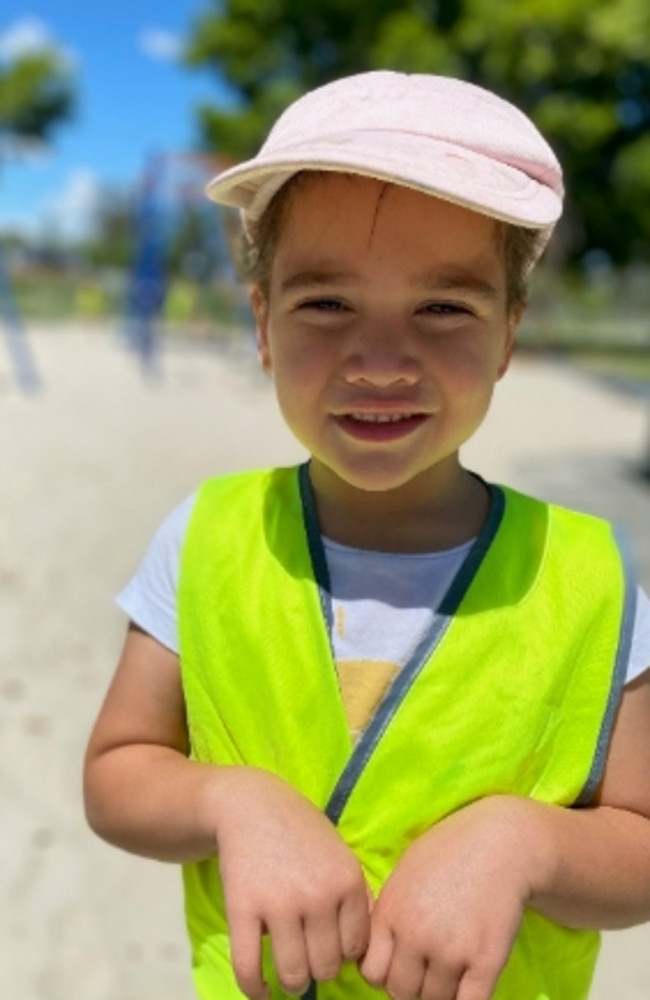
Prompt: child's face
<box><xmin>251</xmin><ymin>174</ymin><xmax>521</xmax><ymax>508</ymax></box>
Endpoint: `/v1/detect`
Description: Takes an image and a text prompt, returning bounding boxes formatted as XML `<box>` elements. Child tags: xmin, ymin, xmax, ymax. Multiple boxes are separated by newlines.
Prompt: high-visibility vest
<box><xmin>178</xmin><ymin>464</ymin><xmax>635</xmax><ymax>1000</ymax></box>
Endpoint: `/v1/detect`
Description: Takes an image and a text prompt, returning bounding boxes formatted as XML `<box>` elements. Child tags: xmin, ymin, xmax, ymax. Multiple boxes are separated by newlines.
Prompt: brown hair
<box><xmin>241</xmin><ymin>171</ymin><xmax>541</xmax><ymax>309</ymax></box>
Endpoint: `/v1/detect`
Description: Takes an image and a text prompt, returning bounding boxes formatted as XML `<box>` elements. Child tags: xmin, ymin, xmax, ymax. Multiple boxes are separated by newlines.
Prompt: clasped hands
<box><xmin>216</xmin><ymin>771</ymin><xmax>535</xmax><ymax>1000</ymax></box>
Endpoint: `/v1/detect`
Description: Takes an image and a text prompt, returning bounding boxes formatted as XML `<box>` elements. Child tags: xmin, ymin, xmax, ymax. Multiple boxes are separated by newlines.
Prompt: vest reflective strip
<box><xmin>575</xmin><ymin>535</ymin><xmax>637</xmax><ymax>806</ymax></box>
<box><xmin>313</xmin><ymin>472</ymin><xmax>506</xmax><ymax>826</ymax></box>
<box><xmin>299</xmin><ymin>468</ymin><xmax>508</xmax><ymax>999</ymax></box>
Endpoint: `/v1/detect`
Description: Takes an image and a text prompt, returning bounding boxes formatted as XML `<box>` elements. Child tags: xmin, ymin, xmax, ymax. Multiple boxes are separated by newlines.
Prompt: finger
<box><xmin>384</xmin><ymin>950</ymin><xmax>426</xmax><ymax>1000</ymax></box>
<box><xmin>420</xmin><ymin>959</ymin><xmax>462</xmax><ymax>1000</ymax></box>
<box><xmin>303</xmin><ymin>910</ymin><xmax>343</xmax><ymax>982</ymax></box>
<box><xmin>268</xmin><ymin>915</ymin><xmax>311</xmax><ymax>996</ymax></box>
<box><xmin>229</xmin><ymin>913</ymin><xmax>268</xmax><ymax>1000</ymax></box>
<box><xmin>455</xmin><ymin>962</ymin><xmax>502</xmax><ymax>1000</ymax></box>
<box><xmin>338</xmin><ymin>887</ymin><xmax>372</xmax><ymax>961</ymax></box>
<box><xmin>358</xmin><ymin>925</ymin><xmax>393</xmax><ymax>989</ymax></box>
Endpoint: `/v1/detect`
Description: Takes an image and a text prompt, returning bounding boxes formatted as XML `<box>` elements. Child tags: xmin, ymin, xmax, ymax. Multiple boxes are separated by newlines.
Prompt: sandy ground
<box><xmin>1</xmin><ymin>323</ymin><xmax>649</xmax><ymax>999</ymax></box>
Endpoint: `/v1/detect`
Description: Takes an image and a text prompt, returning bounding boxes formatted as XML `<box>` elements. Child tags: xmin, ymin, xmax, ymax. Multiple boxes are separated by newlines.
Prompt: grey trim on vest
<box><xmin>299</xmin><ymin>463</ymin><xmax>334</xmax><ymax>633</ymax></box>
<box><xmin>574</xmin><ymin>531</ymin><xmax>639</xmax><ymax>807</ymax></box>
<box><xmin>298</xmin><ymin>470</ymin><xmax>505</xmax><ymax>1000</ymax></box>
<box><xmin>295</xmin><ymin>470</ymin><xmax>628</xmax><ymax>1000</ymax></box>
<box><xmin>305</xmin><ymin>477</ymin><xmax>506</xmax><ymax>827</ymax></box>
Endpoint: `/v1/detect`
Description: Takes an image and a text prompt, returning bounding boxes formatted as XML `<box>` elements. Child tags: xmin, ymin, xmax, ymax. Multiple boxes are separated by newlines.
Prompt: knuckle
<box><xmin>360</xmin><ymin>963</ymin><xmax>386</xmax><ymax>988</ymax></box>
<box><xmin>311</xmin><ymin>958</ymin><xmax>340</xmax><ymax>982</ymax></box>
<box><xmin>342</xmin><ymin>936</ymin><xmax>366</xmax><ymax>959</ymax></box>
<box><xmin>302</xmin><ymin>884</ymin><xmax>328</xmax><ymax>910</ymax></box>
<box><xmin>278</xmin><ymin>970</ymin><xmax>309</xmax><ymax>995</ymax></box>
<box><xmin>339</xmin><ymin>860</ymin><xmax>364</xmax><ymax>892</ymax></box>
<box><xmin>359</xmin><ymin>929</ymin><xmax>389</xmax><ymax>982</ymax></box>
<box><xmin>465</xmin><ymin>953</ymin><xmax>503</xmax><ymax>986</ymax></box>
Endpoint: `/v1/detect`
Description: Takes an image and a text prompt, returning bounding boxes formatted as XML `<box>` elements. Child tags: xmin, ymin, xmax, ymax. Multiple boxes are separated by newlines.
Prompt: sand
<box><xmin>1</xmin><ymin>323</ymin><xmax>648</xmax><ymax>999</ymax></box>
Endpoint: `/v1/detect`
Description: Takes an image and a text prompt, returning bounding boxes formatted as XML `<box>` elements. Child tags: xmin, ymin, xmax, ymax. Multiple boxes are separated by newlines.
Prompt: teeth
<box><xmin>350</xmin><ymin>413</ymin><xmax>411</xmax><ymax>423</ymax></box>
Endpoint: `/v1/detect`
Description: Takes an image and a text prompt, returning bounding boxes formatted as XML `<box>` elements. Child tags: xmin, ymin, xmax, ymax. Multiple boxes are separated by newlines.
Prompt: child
<box><xmin>84</xmin><ymin>71</ymin><xmax>650</xmax><ymax>1000</ymax></box>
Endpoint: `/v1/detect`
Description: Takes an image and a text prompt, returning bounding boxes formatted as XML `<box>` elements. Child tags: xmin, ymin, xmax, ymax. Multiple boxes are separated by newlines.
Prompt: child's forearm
<box><xmin>520</xmin><ymin>796</ymin><xmax>650</xmax><ymax>929</ymax></box>
<box><xmin>359</xmin><ymin>793</ymin><xmax>650</xmax><ymax>999</ymax></box>
<box><xmin>84</xmin><ymin>744</ymin><xmax>246</xmax><ymax>863</ymax></box>
<box><xmin>86</xmin><ymin>745</ymin><xmax>372</xmax><ymax>997</ymax></box>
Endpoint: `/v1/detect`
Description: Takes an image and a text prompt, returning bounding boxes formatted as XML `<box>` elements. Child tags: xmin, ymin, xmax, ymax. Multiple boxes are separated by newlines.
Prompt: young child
<box><xmin>84</xmin><ymin>71</ymin><xmax>650</xmax><ymax>1000</ymax></box>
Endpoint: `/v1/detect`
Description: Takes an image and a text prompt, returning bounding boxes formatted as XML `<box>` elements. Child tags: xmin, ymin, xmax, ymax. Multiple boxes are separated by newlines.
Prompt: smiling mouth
<box><xmin>348</xmin><ymin>412</ymin><xmax>423</xmax><ymax>424</ymax></box>
<box><xmin>337</xmin><ymin>412</ymin><xmax>428</xmax><ymax>440</ymax></box>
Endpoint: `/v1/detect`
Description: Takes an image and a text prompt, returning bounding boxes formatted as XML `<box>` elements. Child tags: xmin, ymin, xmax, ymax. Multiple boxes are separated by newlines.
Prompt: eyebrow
<box><xmin>411</xmin><ymin>269</ymin><xmax>501</xmax><ymax>302</ymax></box>
<box><xmin>279</xmin><ymin>269</ymin><xmax>357</xmax><ymax>294</ymax></box>
<box><xmin>279</xmin><ymin>266</ymin><xmax>501</xmax><ymax>302</ymax></box>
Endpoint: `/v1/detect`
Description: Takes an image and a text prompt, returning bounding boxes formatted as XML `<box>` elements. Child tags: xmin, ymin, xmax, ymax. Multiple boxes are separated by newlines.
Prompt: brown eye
<box><xmin>421</xmin><ymin>302</ymin><xmax>469</xmax><ymax>316</ymax></box>
<box><xmin>299</xmin><ymin>298</ymin><xmax>347</xmax><ymax>311</ymax></box>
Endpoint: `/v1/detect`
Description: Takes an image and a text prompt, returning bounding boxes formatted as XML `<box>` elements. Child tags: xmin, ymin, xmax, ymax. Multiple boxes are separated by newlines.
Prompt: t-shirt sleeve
<box><xmin>628</xmin><ymin>584</ymin><xmax>650</xmax><ymax>684</ymax></box>
<box><xmin>116</xmin><ymin>493</ymin><xmax>197</xmax><ymax>653</ymax></box>
<box><xmin>116</xmin><ymin>495</ymin><xmax>650</xmax><ymax>684</ymax></box>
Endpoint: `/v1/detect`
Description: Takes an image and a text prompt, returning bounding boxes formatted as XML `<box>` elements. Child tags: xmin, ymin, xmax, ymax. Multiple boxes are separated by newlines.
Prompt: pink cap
<box><xmin>206</xmin><ymin>71</ymin><xmax>564</xmax><ymax>255</ymax></box>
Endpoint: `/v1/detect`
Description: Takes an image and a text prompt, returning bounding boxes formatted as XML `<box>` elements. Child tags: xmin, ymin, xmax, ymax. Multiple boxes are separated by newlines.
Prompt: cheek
<box><xmin>270</xmin><ymin>348</ymin><xmax>323</xmax><ymax>446</ymax></box>
<box><xmin>270</xmin><ymin>330</ymin><xmax>332</xmax><ymax>385</ymax></box>
<box><xmin>270</xmin><ymin>337</ymin><xmax>334</xmax><ymax>439</ymax></box>
<box><xmin>433</xmin><ymin>339</ymin><xmax>500</xmax><ymax>396</ymax></box>
<box><xmin>437</xmin><ymin>326</ymin><xmax>510</xmax><ymax>382</ymax></box>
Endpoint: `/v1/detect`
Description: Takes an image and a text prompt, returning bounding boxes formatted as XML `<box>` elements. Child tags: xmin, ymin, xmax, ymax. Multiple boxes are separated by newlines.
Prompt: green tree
<box><xmin>456</xmin><ymin>0</ymin><xmax>650</xmax><ymax>265</ymax></box>
<box><xmin>0</xmin><ymin>48</ymin><xmax>74</xmax><ymax>152</ymax></box>
<box><xmin>184</xmin><ymin>0</ymin><xmax>465</xmax><ymax>159</ymax></box>
<box><xmin>184</xmin><ymin>0</ymin><xmax>650</xmax><ymax>266</ymax></box>
<box><xmin>82</xmin><ymin>187</ymin><xmax>134</xmax><ymax>271</ymax></box>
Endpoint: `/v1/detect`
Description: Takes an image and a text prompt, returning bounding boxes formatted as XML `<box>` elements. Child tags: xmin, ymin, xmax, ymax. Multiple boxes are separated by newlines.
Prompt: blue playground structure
<box><xmin>124</xmin><ymin>153</ymin><xmax>167</xmax><ymax>372</ymax></box>
<box><xmin>0</xmin><ymin>245</ymin><xmax>41</xmax><ymax>393</ymax></box>
<box><xmin>124</xmin><ymin>151</ymin><xmax>233</xmax><ymax>374</ymax></box>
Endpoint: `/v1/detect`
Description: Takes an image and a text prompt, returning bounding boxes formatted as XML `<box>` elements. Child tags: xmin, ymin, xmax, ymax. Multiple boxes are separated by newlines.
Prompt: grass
<box><xmin>571</xmin><ymin>351</ymin><xmax>650</xmax><ymax>383</ymax></box>
<box><xmin>517</xmin><ymin>342</ymin><xmax>650</xmax><ymax>395</ymax></box>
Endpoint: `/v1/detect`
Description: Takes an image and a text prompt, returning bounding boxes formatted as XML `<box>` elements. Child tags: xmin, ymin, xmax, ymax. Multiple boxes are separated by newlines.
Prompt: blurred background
<box><xmin>1</xmin><ymin>2</ymin><xmax>649</xmax><ymax>999</ymax></box>
<box><xmin>1</xmin><ymin>0</ymin><xmax>650</xmax><ymax>366</ymax></box>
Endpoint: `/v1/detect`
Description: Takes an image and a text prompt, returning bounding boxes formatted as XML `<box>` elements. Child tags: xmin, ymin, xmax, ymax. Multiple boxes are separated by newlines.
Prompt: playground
<box><xmin>0</xmin><ymin>320</ymin><xmax>649</xmax><ymax>999</ymax></box>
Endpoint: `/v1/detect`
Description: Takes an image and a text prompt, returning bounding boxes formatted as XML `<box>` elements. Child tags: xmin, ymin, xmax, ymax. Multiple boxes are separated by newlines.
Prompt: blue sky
<box><xmin>0</xmin><ymin>2</ymin><xmax>234</xmax><ymax>239</ymax></box>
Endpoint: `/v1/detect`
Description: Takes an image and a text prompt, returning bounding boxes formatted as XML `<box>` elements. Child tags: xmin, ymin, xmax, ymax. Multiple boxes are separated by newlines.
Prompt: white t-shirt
<box><xmin>118</xmin><ymin>492</ymin><xmax>650</xmax><ymax>739</ymax></box>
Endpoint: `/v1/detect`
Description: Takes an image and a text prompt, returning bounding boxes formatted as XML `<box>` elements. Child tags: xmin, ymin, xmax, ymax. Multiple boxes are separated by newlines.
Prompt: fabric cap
<box><xmin>206</xmin><ymin>71</ymin><xmax>564</xmax><ymax>253</ymax></box>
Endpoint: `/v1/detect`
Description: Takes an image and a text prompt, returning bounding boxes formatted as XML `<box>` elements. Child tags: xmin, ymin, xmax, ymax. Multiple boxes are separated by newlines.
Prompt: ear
<box><xmin>497</xmin><ymin>304</ymin><xmax>524</xmax><ymax>380</ymax></box>
<box><xmin>249</xmin><ymin>285</ymin><xmax>272</xmax><ymax>374</ymax></box>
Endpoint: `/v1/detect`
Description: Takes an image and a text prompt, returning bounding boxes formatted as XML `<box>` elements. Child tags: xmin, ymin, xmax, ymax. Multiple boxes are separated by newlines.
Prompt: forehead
<box><xmin>273</xmin><ymin>173</ymin><xmax>505</xmax><ymax>286</ymax></box>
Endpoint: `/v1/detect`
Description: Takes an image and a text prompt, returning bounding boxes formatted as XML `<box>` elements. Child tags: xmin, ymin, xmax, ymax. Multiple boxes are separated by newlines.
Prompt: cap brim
<box><xmin>206</xmin><ymin>130</ymin><xmax>563</xmax><ymax>231</ymax></box>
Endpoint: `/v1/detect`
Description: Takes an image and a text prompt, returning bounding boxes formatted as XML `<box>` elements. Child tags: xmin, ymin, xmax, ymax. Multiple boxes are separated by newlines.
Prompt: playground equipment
<box><xmin>0</xmin><ymin>245</ymin><xmax>41</xmax><ymax>393</ymax></box>
<box><xmin>125</xmin><ymin>151</ymin><xmax>236</xmax><ymax>373</ymax></box>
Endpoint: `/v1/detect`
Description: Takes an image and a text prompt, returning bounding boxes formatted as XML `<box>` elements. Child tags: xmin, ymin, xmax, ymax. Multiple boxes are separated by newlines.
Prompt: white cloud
<box><xmin>0</xmin><ymin>16</ymin><xmax>75</xmax><ymax>66</ymax></box>
<box><xmin>0</xmin><ymin>17</ymin><xmax>50</xmax><ymax>60</ymax></box>
<box><xmin>42</xmin><ymin>168</ymin><xmax>103</xmax><ymax>241</ymax></box>
<box><xmin>139</xmin><ymin>28</ymin><xmax>182</xmax><ymax>62</ymax></box>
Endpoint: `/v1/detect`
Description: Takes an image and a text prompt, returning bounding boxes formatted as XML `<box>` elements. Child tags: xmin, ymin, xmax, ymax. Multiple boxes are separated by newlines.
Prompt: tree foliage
<box><xmin>0</xmin><ymin>48</ymin><xmax>75</xmax><ymax>153</ymax></box>
<box><xmin>184</xmin><ymin>0</ymin><xmax>650</xmax><ymax>266</ymax></box>
<box><xmin>82</xmin><ymin>187</ymin><xmax>135</xmax><ymax>271</ymax></box>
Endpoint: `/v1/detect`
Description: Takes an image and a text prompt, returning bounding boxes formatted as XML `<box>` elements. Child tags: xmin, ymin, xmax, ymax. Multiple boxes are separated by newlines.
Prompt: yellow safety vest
<box><xmin>178</xmin><ymin>464</ymin><xmax>634</xmax><ymax>1000</ymax></box>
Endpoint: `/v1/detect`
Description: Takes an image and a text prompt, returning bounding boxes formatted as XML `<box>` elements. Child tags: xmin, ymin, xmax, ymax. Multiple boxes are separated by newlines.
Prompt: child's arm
<box><xmin>83</xmin><ymin>625</ymin><xmax>370</xmax><ymax>999</ymax></box>
<box><xmin>360</xmin><ymin>670</ymin><xmax>650</xmax><ymax>1000</ymax></box>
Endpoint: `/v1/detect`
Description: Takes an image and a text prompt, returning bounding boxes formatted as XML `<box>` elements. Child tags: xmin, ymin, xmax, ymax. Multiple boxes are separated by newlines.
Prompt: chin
<box><xmin>330</xmin><ymin>464</ymin><xmax>425</xmax><ymax>496</ymax></box>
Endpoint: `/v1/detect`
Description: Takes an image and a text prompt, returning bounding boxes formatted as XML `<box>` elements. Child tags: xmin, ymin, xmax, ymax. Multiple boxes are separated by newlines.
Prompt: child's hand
<box><xmin>213</xmin><ymin>767</ymin><xmax>371</xmax><ymax>999</ymax></box>
<box><xmin>360</xmin><ymin>796</ymin><xmax>543</xmax><ymax>1000</ymax></box>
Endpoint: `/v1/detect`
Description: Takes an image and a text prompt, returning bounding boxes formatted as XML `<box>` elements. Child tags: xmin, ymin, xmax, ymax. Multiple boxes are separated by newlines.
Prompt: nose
<box><xmin>343</xmin><ymin>323</ymin><xmax>421</xmax><ymax>387</ymax></box>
